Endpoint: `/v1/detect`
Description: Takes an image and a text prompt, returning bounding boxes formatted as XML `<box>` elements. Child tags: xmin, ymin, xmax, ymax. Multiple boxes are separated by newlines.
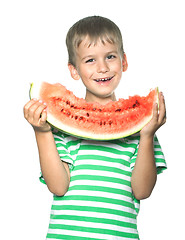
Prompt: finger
<box><xmin>26</xmin><ymin>100</ymin><xmax>44</xmax><ymax>122</ymax></box>
<box><xmin>32</xmin><ymin>101</ymin><xmax>47</xmax><ymax>122</ymax></box>
<box><xmin>158</xmin><ymin>92</ymin><xmax>166</xmax><ymax>124</ymax></box>
<box><xmin>24</xmin><ymin>99</ymin><xmax>37</xmax><ymax>118</ymax></box>
<box><xmin>152</xmin><ymin>102</ymin><xmax>159</xmax><ymax>122</ymax></box>
<box><xmin>40</xmin><ymin>108</ymin><xmax>47</xmax><ymax>125</ymax></box>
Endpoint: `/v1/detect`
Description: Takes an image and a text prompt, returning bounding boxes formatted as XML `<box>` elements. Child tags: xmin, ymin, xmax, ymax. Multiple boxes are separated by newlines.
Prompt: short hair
<box><xmin>66</xmin><ymin>16</ymin><xmax>124</xmax><ymax>66</ymax></box>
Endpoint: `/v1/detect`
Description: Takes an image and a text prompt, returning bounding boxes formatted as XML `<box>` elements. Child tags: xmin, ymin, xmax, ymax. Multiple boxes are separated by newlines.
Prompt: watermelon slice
<box><xmin>30</xmin><ymin>82</ymin><xmax>158</xmax><ymax>140</ymax></box>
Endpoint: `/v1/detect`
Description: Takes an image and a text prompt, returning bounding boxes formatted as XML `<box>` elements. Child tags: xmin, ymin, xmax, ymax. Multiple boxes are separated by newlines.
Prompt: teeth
<box><xmin>95</xmin><ymin>77</ymin><xmax>112</xmax><ymax>82</ymax></box>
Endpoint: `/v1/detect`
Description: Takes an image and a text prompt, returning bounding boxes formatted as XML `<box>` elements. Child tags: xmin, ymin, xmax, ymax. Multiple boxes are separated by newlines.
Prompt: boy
<box><xmin>24</xmin><ymin>16</ymin><xmax>167</xmax><ymax>240</ymax></box>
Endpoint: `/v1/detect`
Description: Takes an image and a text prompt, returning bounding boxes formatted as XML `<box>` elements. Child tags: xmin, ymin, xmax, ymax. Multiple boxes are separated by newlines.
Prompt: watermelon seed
<box><xmin>79</xmin><ymin>116</ymin><xmax>84</xmax><ymax>120</ymax></box>
<box><xmin>86</xmin><ymin>113</ymin><xmax>90</xmax><ymax>117</ymax></box>
<box><xmin>53</xmin><ymin>97</ymin><xmax>61</xmax><ymax>101</ymax></box>
<box><xmin>61</xmin><ymin>109</ymin><xmax>64</xmax><ymax>112</ymax></box>
<box><xmin>115</xmin><ymin>108</ymin><xmax>121</xmax><ymax>112</ymax></box>
<box><xmin>133</xmin><ymin>100</ymin><xmax>140</xmax><ymax>108</ymax></box>
<box><xmin>75</xmin><ymin>116</ymin><xmax>78</xmax><ymax>120</ymax></box>
<box><xmin>92</xmin><ymin>108</ymin><xmax>96</xmax><ymax>111</ymax></box>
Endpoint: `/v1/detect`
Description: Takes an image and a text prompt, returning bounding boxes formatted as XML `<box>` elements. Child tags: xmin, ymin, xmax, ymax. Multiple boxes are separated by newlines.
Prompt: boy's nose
<box><xmin>97</xmin><ymin>60</ymin><xmax>109</xmax><ymax>73</ymax></box>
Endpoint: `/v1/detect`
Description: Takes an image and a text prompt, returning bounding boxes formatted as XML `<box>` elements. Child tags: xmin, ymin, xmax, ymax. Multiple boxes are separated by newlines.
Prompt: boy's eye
<box><xmin>107</xmin><ymin>55</ymin><xmax>116</xmax><ymax>60</ymax></box>
<box><xmin>85</xmin><ymin>58</ymin><xmax>94</xmax><ymax>63</ymax></box>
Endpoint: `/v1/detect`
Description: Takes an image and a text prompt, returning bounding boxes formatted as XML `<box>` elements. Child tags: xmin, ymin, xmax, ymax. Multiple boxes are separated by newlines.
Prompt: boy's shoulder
<box><xmin>52</xmin><ymin>128</ymin><xmax>81</xmax><ymax>143</ymax></box>
<box><xmin>120</xmin><ymin>132</ymin><xmax>140</xmax><ymax>142</ymax></box>
<box><xmin>108</xmin><ymin>133</ymin><xmax>140</xmax><ymax>149</ymax></box>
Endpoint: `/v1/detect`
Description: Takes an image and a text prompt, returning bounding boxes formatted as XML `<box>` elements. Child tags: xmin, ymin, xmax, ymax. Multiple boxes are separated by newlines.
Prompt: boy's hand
<box><xmin>23</xmin><ymin>99</ymin><xmax>51</xmax><ymax>132</ymax></box>
<box><xmin>140</xmin><ymin>92</ymin><xmax>166</xmax><ymax>138</ymax></box>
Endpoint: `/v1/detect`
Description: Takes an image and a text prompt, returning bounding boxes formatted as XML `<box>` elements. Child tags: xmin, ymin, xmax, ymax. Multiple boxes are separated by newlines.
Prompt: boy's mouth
<box><xmin>94</xmin><ymin>76</ymin><xmax>114</xmax><ymax>82</ymax></box>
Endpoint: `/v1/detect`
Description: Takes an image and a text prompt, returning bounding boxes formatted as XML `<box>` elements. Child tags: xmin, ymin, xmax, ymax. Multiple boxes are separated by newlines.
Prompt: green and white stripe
<box><xmin>41</xmin><ymin>132</ymin><xmax>166</xmax><ymax>240</ymax></box>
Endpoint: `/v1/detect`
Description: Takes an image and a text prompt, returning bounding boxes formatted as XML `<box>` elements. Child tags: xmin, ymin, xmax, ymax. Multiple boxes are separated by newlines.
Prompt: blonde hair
<box><xmin>66</xmin><ymin>16</ymin><xmax>124</xmax><ymax>66</ymax></box>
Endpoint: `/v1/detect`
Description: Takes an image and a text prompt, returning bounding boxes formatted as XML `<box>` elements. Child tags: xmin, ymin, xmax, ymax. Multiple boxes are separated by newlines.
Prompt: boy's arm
<box><xmin>24</xmin><ymin>99</ymin><xmax>70</xmax><ymax>196</ymax></box>
<box><xmin>131</xmin><ymin>92</ymin><xmax>166</xmax><ymax>200</ymax></box>
<box><xmin>35</xmin><ymin>130</ymin><xmax>70</xmax><ymax>196</ymax></box>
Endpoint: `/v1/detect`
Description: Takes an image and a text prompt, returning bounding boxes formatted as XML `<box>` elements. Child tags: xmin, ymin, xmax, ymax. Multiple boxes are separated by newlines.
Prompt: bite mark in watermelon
<box><xmin>30</xmin><ymin>82</ymin><xmax>158</xmax><ymax>140</ymax></box>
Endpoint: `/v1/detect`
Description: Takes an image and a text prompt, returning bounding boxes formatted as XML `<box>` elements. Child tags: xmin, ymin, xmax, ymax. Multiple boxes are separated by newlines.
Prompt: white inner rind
<box><xmin>30</xmin><ymin>82</ymin><xmax>43</xmax><ymax>99</ymax></box>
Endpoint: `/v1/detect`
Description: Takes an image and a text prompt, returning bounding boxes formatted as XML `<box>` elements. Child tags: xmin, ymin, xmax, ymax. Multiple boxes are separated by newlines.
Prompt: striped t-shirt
<box><xmin>40</xmin><ymin>131</ymin><xmax>166</xmax><ymax>240</ymax></box>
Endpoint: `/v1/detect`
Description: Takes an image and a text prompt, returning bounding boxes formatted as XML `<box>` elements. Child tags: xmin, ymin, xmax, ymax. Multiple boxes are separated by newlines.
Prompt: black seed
<box><xmin>66</xmin><ymin>100</ymin><xmax>70</xmax><ymax>105</ymax></box>
<box><xmin>92</xmin><ymin>108</ymin><xmax>96</xmax><ymax>111</ymax></box>
<box><xmin>54</xmin><ymin>97</ymin><xmax>61</xmax><ymax>101</ymax></box>
<box><xmin>115</xmin><ymin>108</ymin><xmax>121</xmax><ymax>112</ymax></box>
<box><xmin>75</xmin><ymin>116</ymin><xmax>78</xmax><ymax>120</ymax></box>
<box><xmin>86</xmin><ymin>113</ymin><xmax>90</xmax><ymax>117</ymax></box>
<box><xmin>99</xmin><ymin>109</ymin><xmax>102</xmax><ymax>112</ymax></box>
<box><xmin>133</xmin><ymin>100</ymin><xmax>140</xmax><ymax>108</ymax></box>
<box><xmin>79</xmin><ymin>116</ymin><xmax>83</xmax><ymax>120</ymax></box>
<box><xmin>61</xmin><ymin>109</ymin><xmax>64</xmax><ymax>112</ymax></box>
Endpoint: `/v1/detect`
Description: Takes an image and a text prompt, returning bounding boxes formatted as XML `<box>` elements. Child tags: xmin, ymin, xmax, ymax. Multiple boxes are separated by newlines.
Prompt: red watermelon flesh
<box><xmin>30</xmin><ymin>82</ymin><xmax>158</xmax><ymax>140</ymax></box>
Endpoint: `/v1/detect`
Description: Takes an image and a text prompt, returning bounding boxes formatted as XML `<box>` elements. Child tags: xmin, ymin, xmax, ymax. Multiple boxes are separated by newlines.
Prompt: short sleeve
<box><xmin>39</xmin><ymin>130</ymin><xmax>81</xmax><ymax>184</ymax></box>
<box><xmin>130</xmin><ymin>135</ymin><xmax>167</xmax><ymax>174</ymax></box>
<box><xmin>53</xmin><ymin>132</ymin><xmax>75</xmax><ymax>166</ymax></box>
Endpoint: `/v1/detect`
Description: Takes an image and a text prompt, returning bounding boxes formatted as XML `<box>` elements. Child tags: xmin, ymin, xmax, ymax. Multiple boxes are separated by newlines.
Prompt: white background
<box><xmin>0</xmin><ymin>0</ymin><xmax>184</xmax><ymax>239</ymax></box>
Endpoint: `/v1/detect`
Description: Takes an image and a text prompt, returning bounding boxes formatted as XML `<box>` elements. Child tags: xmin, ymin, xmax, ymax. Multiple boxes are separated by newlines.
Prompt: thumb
<box><xmin>152</xmin><ymin>103</ymin><xmax>159</xmax><ymax>122</ymax></box>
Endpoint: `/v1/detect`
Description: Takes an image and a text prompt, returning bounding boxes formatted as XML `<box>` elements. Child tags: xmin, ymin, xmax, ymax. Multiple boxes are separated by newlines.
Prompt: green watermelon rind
<box><xmin>29</xmin><ymin>82</ymin><xmax>158</xmax><ymax>141</ymax></box>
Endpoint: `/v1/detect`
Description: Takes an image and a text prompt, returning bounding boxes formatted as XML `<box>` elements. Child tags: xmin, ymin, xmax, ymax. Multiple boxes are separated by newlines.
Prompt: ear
<box><xmin>68</xmin><ymin>63</ymin><xmax>81</xmax><ymax>80</ymax></box>
<box><xmin>122</xmin><ymin>53</ymin><xmax>128</xmax><ymax>72</ymax></box>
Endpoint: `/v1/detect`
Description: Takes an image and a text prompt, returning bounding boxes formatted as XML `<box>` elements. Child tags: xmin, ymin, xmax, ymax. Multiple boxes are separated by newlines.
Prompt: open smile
<box><xmin>94</xmin><ymin>76</ymin><xmax>114</xmax><ymax>82</ymax></box>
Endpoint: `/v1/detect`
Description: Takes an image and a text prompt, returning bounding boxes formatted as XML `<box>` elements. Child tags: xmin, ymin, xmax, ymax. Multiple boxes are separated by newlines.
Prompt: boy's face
<box><xmin>68</xmin><ymin>36</ymin><xmax>127</xmax><ymax>104</ymax></box>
